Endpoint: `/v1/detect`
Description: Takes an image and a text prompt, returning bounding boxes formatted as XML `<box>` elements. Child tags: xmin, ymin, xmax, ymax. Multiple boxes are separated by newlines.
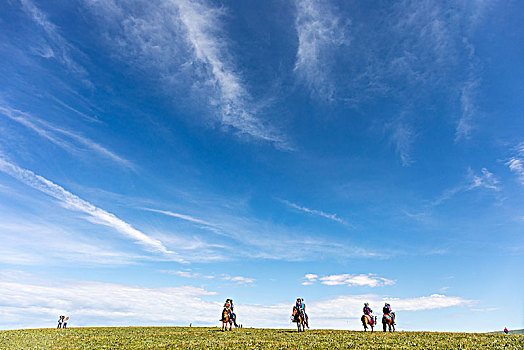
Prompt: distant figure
<box><xmin>57</xmin><ymin>315</ymin><xmax>64</xmax><ymax>329</ymax></box>
<box><xmin>504</xmin><ymin>327</ymin><xmax>509</xmax><ymax>334</ymax></box>
<box><xmin>189</xmin><ymin>323</ymin><xmax>192</xmax><ymax>327</ymax></box>
<box><xmin>63</xmin><ymin>317</ymin><xmax>69</xmax><ymax>329</ymax></box>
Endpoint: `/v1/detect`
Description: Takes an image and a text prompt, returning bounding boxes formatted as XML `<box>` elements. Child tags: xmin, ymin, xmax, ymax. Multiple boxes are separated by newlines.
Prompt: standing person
<box><xmin>63</xmin><ymin>317</ymin><xmax>69</xmax><ymax>329</ymax></box>
<box><xmin>57</xmin><ymin>315</ymin><xmax>63</xmax><ymax>329</ymax></box>
<box><xmin>504</xmin><ymin>327</ymin><xmax>509</xmax><ymax>334</ymax></box>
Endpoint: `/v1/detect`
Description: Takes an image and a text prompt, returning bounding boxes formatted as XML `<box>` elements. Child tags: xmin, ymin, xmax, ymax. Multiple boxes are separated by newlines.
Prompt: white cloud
<box><xmin>310</xmin><ymin>274</ymin><xmax>395</xmax><ymax>287</ymax></box>
<box><xmin>222</xmin><ymin>275</ymin><xmax>255</xmax><ymax>285</ymax></box>
<box><xmin>294</xmin><ymin>0</ymin><xmax>349</xmax><ymax>101</ymax></box>
<box><xmin>386</xmin><ymin>294</ymin><xmax>474</xmax><ymax>311</ymax></box>
<box><xmin>0</xmin><ymin>273</ymin><xmax>474</xmax><ymax>330</ymax></box>
<box><xmin>0</xmin><ymin>273</ymin><xmax>218</xmax><ymax>330</ymax></box>
<box><xmin>0</xmin><ymin>158</ymin><xmax>171</xmax><ymax>255</ymax></box>
<box><xmin>302</xmin><ymin>273</ymin><xmax>318</xmax><ymax>285</ymax></box>
<box><xmin>0</xmin><ymin>105</ymin><xmax>134</xmax><ymax>169</ymax></box>
<box><xmin>281</xmin><ymin>199</ymin><xmax>348</xmax><ymax>225</ymax></box>
<box><xmin>161</xmin><ymin>270</ymin><xmax>214</xmax><ymax>279</ymax></box>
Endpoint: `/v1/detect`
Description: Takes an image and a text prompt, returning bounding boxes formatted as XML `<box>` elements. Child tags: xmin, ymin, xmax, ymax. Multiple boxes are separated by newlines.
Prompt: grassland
<box><xmin>1</xmin><ymin>327</ymin><xmax>522</xmax><ymax>349</ymax></box>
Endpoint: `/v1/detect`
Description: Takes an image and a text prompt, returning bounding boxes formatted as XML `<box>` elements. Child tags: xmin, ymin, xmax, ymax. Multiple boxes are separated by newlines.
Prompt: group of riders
<box><xmin>362</xmin><ymin>302</ymin><xmax>396</xmax><ymax>332</ymax></box>
<box><xmin>221</xmin><ymin>298</ymin><xmax>396</xmax><ymax>331</ymax></box>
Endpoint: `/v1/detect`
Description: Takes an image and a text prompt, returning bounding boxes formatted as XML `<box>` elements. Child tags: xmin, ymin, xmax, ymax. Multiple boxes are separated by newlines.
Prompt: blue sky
<box><xmin>0</xmin><ymin>0</ymin><xmax>523</xmax><ymax>331</ymax></box>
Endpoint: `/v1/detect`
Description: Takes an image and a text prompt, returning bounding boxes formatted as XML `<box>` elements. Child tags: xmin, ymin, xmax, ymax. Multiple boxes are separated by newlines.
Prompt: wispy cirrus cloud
<box><xmin>0</xmin><ymin>158</ymin><xmax>171</xmax><ymax>255</ymax></box>
<box><xmin>506</xmin><ymin>142</ymin><xmax>524</xmax><ymax>185</ymax></box>
<box><xmin>161</xmin><ymin>269</ymin><xmax>253</xmax><ymax>284</ymax></box>
<box><xmin>294</xmin><ymin>0</ymin><xmax>349</xmax><ymax>101</ymax></box>
<box><xmin>303</xmin><ymin>273</ymin><xmax>395</xmax><ymax>287</ymax></box>
<box><xmin>0</xmin><ymin>105</ymin><xmax>134</xmax><ymax>169</ymax></box>
<box><xmin>467</xmin><ymin>167</ymin><xmax>500</xmax><ymax>191</ymax></box>
<box><xmin>83</xmin><ymin>0</ymin><xmax>287</xmax><ymax>148</ymax></box>
<box><xmin>141</xmin><ymin>202</ymin><xmax>380</xmax><ymax>261</ymax></box>
<box><xmin>388</xmin><ymin>116</ymin><xmax>416</xmax><ymax>167</ymax></box>
<box><xmin>280</xmin><ymin>199</ymin><xmax>348</xmax><ymax>225</ymax></box>
<box><xmin>456</xmin><ymin>78</ymin><xmax>480</xmax><ymax>140</ymax></box>
<box><xmin>19</xmin><ymin>0</ymin><xmax>92</xmax><ymax>86</ymax></box>
<box><xmin>0</xmin><ymin>219</ymin><xmax>144</xmax><ymax>266</ymax></box>
<box><xmin>432</xmin><ymin>167</ymin><xmax>500</xmax><ymax>206</ymax></box>
<box><xmin>143</xmin><ymin>207</ymin><xmax>216</xmax><ymax>228</ymax></box>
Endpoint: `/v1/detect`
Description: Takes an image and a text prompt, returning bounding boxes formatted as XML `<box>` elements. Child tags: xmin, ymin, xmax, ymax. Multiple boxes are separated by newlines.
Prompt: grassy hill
<box><xmin>1</xmin><ymin>327</ymin><xmax>523</xmax><ymax>349</ymax></box>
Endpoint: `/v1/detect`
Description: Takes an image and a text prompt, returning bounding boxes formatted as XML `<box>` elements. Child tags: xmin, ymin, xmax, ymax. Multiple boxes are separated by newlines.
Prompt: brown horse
<box><xmin>382</xmin><ymin>312</ymin><xmax>395</xmax><ymax>332</ymax></box>
<box><xmin>361</xmin><ymin>314</ymin><xmax>377</xmax><ymax>332</ymax></box>
<box><xmin>221</xmin><ymin>308</ymin><xmax>232</xmax><ymax>331</ymax></box>
<box><xmin>291</xmin><ymin>306</ymin><xmax>307</xmax><ymax>332</ymax></box>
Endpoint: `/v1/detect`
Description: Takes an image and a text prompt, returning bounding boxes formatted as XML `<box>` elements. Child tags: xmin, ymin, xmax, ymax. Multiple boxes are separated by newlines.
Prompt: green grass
<box><xmin>1</xmin><ymin>327</ymin><xmax>523</xmax><ymax>349</ymax></box>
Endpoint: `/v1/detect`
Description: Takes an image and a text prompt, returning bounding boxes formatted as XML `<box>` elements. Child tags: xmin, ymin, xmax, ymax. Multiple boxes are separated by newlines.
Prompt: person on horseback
<box><xmin>382</xmin><ymin>303</ymin><xmax>391</xmax><ymax>315</ymax></box>
<box><xmin>223</xmin><ymin>299</ymin><xmax>232</xmax><ymax>318</ymax></box>
<box><xmin>383</xmin><ymin>302</ymin><xmax>395</xmax><ymax>325</ymax></box>
<box><xmin>363</xmin><ymin>302</ymin><xmax>373</xmax><ymax>316</ymax></box>
<box><xmin>296</xmin><ymin>298</ymin><xmax>309</xmax><ymax>327</ymax></box>
<box><xmin>223</xmin><ymin>298</ymin><xmax>238</xmax><ymax>327</ymax></box>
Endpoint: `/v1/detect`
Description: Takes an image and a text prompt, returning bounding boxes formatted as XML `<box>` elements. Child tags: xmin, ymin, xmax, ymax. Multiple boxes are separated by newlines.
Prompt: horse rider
<box><xmin>295</xmin><ymin>298</ymin><xmax>309</xmax><ymax>327</ymax></box>
<box><xmin>363</xmin><ymin>303</ymin><xmax>373</xmax><ymax>317</ymax></box>
<box><xmin>223</xmin><ymin>298</ymin><xmax>238</xmax><ymax>327</ymax></box>
<box><xmin>383</xmin><ymin>303</ymin><xmax>395</xmax><ymax>324</ymax></box>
